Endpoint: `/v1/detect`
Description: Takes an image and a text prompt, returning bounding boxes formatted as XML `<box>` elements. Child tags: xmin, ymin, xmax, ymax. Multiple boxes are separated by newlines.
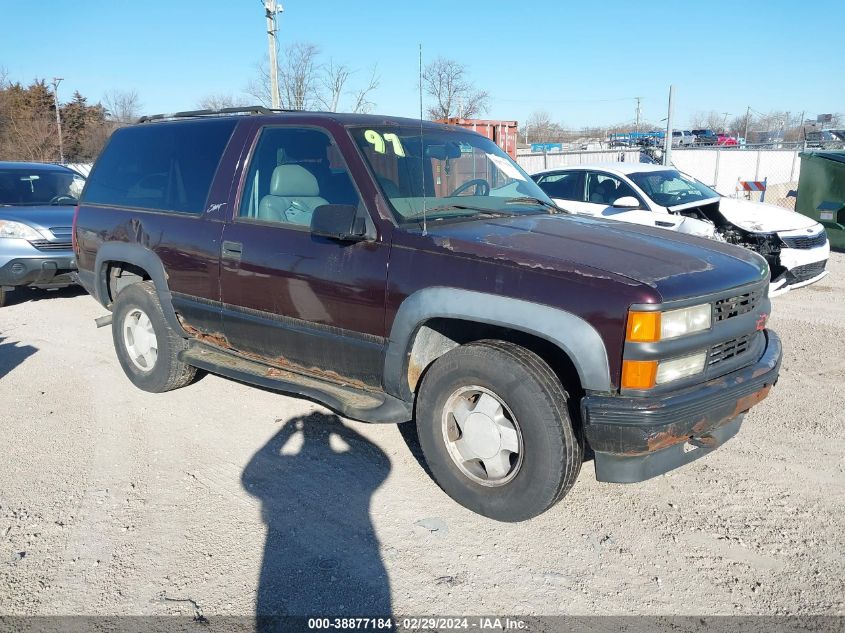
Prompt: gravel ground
<box><xmin>0</xmin><ymin>254</ymin><xmax>843</xmax><ymax>618</ymax></box>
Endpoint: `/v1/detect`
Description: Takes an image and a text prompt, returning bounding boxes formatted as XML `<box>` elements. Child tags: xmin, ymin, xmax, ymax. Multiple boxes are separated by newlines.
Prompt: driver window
<box><xmin>586</xmin><ymin>172</ymin><xmax>638</xmax><ymax>205</ymax></box>
<box><xmin>238</xmin><ymin>127</ymin><xmax>360</xmax><ymax>227</ymax></box>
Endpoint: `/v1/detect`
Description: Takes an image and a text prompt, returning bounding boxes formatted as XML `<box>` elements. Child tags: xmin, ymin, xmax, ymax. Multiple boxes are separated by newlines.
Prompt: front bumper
<box><xmin>769</xmin><ymin>233</ymin><xmax>830</xmax><ymax>295</ymax></box>
<box><xmin>581</xmin><ymin>329</ymin><xmax>781</xmax><ymax>483</ymax></box>
<box><xmin>0</xmin><ymin>255</ymin><xmax>77</xmax><ymax>288</ymax></box>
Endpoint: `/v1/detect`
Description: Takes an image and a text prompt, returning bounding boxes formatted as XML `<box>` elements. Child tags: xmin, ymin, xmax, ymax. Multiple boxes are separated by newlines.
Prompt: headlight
<box><xmin>0</xmin><ymin>220</ymin><xmax>42</xmax><ymax>240</ymax></box>
<box><xmin>660</xmin><ymin>304</ymin><xmax>711</xmax><ymax>339</ymax></box>
<box><xmin>626</xmin><ymin>303</ymin><xmax>712</xmax><ymax>342</ymax></box>
<box><xmin>621</xmin><ymin>350</ymin><xmax>708</xmax><ymax>389</ymax></box>
<box><xmin>655</xmin><ymin>351</ymin><xmax>707</xmax><ymax>384</ymax></box>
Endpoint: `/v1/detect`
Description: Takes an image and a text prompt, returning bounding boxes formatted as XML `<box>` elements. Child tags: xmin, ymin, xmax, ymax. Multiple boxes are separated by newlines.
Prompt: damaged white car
<box><xmin>532</xmin><ymin>163</ymin><xmax>829</xmax><ymax>295</ymax></box>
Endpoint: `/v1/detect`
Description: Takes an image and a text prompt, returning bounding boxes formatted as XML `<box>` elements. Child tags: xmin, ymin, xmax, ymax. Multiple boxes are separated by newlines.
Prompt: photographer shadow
<box><xmin>242</xmin><ymin>411</ymin><xmax>393</xmax><ymax>622</ymax></box>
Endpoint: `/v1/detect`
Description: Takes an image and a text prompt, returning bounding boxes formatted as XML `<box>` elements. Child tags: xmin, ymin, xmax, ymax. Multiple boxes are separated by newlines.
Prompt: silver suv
<box><xmin>0</xmin><ymin>162</ymin><xmax>83</xmax><ymax>307</ymax></box>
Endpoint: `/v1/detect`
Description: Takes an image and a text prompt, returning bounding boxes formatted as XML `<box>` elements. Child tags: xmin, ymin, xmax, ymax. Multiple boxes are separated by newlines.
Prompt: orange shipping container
<box><xmin>435</xmin><ymin>118</ymin><xmax>518</xmax><ymax>160</ymax></box>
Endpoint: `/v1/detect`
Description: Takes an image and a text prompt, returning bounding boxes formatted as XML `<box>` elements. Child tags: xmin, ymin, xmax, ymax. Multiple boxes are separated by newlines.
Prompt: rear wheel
<box><xmin>111</xmin><ymin>281</ymin><xmax>197</xmax><ymax>392</ymax></box>
<box><xmin>415</xmin><ymin>340</ymin><xmax>582</xmax><ymax>522</ymax></box>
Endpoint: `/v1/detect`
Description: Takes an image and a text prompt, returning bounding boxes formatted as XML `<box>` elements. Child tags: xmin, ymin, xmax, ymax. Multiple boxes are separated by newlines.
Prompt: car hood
<box><xmin>717</xmin><ymin>197</ymin><xmax>818</xmax><ymax>233</ymax></box>
<box><xmin>420</xmin><ymin>213</ymin><xmax>769</xmax><ymax>301</ymax></box>
<box><xmin>0</xmin><ymin>205</ymin><xmax>76</xmax><ymax>237</ymax></box>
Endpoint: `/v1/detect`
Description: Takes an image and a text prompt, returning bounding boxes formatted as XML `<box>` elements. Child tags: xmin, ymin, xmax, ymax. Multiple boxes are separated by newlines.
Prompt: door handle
<box><xmin>222</xmin><ymin>240</ymin><xmax>242</xmax><ymax>260</ymax></box>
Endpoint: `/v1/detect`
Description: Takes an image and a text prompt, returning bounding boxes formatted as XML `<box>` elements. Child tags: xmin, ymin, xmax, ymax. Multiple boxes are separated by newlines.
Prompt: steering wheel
<box><xmin>448</xmin><ymin>178</ymin><xmax>490</xmax><ymax>197</ymax></box>
<box><xmin>49</xmin><ymin>194</ymin><xmax>76</xmax><ymax>205</ymax></box>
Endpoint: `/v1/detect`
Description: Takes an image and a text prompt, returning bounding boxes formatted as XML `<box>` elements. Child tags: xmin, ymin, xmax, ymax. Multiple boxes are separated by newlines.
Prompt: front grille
<box><xmin>713</xmin><ymin>288</ymin><xmax>763</xmax><ymax>322</ymax></box>
<box><xmin>788</xmin><ymin>260</ymin><xmax>827</xmax><ymax>284</ymax></box>
<box><xmin>780</xmin><ymin>232</ymin><xmax>828</xmax><ymax>249</ymax></box>
<box><xmin>28</xmin><ymin>239</ymin><xmax>72</xmax><ymax>251</ymax></box>
<box><xmin>709</xmin><ymin>334</ymin><xmax>752</xmax><ymax>367</ymax></box>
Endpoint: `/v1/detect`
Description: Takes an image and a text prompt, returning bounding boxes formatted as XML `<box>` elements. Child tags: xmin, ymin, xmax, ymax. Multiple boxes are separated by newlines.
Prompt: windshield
<box><xmin>0</xmin><ymin>168</ymin><xmax>85</xmax><ymax>206</ymax></box>
<box><xmin>350</xmin><ymin>125</ymin><xmax>556</xmax><ymax>223</ymax></box>
<box><xmin>628</xmin><ymin>169</ymin><xmax>719</xmax><ymax>207</ymax></box>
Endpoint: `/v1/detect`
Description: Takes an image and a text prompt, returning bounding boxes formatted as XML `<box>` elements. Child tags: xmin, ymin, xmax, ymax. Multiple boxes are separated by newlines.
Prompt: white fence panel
<box><xmin>517</xmin><ymin>150</ymin><xmax>640</xmax><ymax>174</ymax></box>
<box><xmin>670</xmin><ymin>151</ymin><xmax>720</xmax><ymax>188</ymax></box>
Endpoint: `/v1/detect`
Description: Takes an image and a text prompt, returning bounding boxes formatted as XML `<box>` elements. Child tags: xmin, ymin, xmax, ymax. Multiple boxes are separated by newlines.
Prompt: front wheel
<box><xmin>111</xmin><ymin>281</ymin><xmax>197</xmax><ymax>393</ymax></box>
<box><xmin>415</xmin><ymin>340</ymin><xmax>582</xmax><ymax>522</ymax></box>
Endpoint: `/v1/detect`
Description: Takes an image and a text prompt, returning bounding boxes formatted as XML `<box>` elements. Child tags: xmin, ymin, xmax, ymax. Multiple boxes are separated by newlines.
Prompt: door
<box><xmin>219</xmin><ymin>125</ymin><xmax>390</xmax><ymax>388</ymax></box>
<box><xmin>568</xmin><ymin>171</ymin><xmax>676</xmax><ymax>229</ymax></box>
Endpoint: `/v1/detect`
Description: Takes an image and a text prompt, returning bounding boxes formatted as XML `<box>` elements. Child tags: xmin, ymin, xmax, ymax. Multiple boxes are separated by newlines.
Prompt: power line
<box><xmin>492</xmin><ymin>95</ymin><xmax>639</xmax><ymax>104</ymax></box>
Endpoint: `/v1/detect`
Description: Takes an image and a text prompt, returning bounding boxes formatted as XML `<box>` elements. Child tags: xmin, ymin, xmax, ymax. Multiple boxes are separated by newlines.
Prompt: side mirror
<box><xmin>310</xmin><ymin>204</ymin><xmax>367</xmax><ymax>241</ymax></box>
<box><xmin>612</xmin><ymin>196</ymin><xmax>640</xmax><ymax>209</ymax></box>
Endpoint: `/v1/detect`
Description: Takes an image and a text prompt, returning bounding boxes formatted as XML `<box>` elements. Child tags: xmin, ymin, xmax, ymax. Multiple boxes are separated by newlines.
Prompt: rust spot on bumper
<box><xmin>732</xmin><ymin>384</ymin><xmax>772</xmax><ymax>417</ymax></box>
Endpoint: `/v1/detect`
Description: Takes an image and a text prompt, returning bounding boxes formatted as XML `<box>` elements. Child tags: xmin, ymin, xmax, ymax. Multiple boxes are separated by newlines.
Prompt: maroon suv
<box><xmin>73</xmin><ymin>108</ymin><xmax>781</xmax><ymax>521</ymax></box>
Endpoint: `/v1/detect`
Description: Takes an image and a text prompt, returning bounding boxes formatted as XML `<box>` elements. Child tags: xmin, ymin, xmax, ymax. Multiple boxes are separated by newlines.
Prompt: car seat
<box><xmin>590</xmin><ymin>179</ymin><xmax>618</xmax><ymax>204</ymax></box>
<box><xmin>258</xmin><ymin>164</ymin><xmax>328</xmax><ymax>226</ymax></box>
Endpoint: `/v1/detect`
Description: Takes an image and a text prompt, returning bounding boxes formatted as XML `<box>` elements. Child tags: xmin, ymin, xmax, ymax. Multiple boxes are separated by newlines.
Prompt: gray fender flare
<box><xmin>94</xmin><ymin>242</ymin><xmax>187</xmax><ymax>336</ymax></box>
<box><xmin>384</xmin><ymin>287</ymin><xmax>612</xmax><ymax>399</ymax></box>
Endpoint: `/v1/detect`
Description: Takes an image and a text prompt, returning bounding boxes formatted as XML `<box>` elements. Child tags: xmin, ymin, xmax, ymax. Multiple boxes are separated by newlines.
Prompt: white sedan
<box><xmin>532</xmin><ymin>162</ymin><xmax>830</xmax><ymax>295</ymax></box>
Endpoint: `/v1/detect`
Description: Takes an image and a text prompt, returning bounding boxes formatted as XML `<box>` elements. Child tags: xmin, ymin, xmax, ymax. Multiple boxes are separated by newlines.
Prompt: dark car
<box><xmin>73</xmin><ymin>108</ymin><xmax>781</xmax><ymax>521</ymax></box>
<box><xmin>0</xmin><ymin>162</ymin><xmax>83</xmax><ymax>307</ymax></box>
<box><xmin>692</xmin><ymin>129</ymin><xmax>718</xmax><ymax>145</ymax></box>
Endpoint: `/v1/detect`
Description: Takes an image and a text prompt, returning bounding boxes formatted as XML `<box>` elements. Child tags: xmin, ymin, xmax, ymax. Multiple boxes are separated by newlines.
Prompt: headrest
<box><xmin>269</xmin><ymin>164</ymin><xmax>320</xmax><ymax>197</ymax></box>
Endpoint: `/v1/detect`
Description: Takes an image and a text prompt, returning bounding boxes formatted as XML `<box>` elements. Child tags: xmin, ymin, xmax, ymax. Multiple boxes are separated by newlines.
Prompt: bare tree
<box><xmin>6</xmin><ymin>111</ymin><xmax>59</xmax><ymax>162</ymax></box>
<box><xmin>196</xmin><ymin>93</ymin><xmax>250</xmax><ymax>110</ymax></box>
<box><xmin>280</xmin><ymin>42</ymin><xmax>321</xmax><ymax>110</ymax></box>
<box><xmin>103</xmin><ymin>90</ymin><xmax>142</xmax><ymax>124</ymax></box>
<box><xmin>349</xmin><ymin>65</ymin><xmax>379</xmax><ymax>114</ymax></box>
<box><xmin>318</xmin><ymin>59</ymin><xmax>353</xmax><ymax>112</ymax></box>
<box><xmin>689</xmin><ymin>110</ymin><xmax>725</xmax><ymax>131</ymax></box>
<box><xmin>422</xmin><ymin>57</ymin><xmax>488</xmax><ymax>120</ymax></box>
<box><xmin>728</xmin><ymin>113</ymin><xmax>752</xmax><ymax>138</ymax></box>
<box><xmin>247</xmin><ymin>42</ymin><xmax>321</xmax><ymax>110</ymax></box>
<box><xmin>524</xmin><ymin>110</ymin><xmax>565</xmax><ymax>143</ymax></box>
<box><xmin>249</xmin><ymin>45</ymin><xmax>380</xmax><ymax>114</ymax></box>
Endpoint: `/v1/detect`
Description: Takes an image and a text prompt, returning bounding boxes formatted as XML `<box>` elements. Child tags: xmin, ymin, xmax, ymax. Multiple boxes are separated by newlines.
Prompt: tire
<box><xmin>111</xmin><ymin>281</ymin><xmax>197</xmax><ymax>393</ymax></box>
<box><xmin>415</xmin><ymin>339</ymin><xmax>582</xmax><ymax>522</ymax></box>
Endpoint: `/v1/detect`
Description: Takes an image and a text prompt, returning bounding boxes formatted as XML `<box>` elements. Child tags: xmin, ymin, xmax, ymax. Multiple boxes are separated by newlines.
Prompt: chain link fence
<box><xmin>671</xmin><ymin>143</ymin><xmax>804</xmax><ymax>209</ymax></box>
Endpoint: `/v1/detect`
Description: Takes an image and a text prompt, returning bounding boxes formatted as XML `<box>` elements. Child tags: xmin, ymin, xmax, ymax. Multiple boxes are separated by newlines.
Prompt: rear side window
<box><xmin>82</xmin><ymin>118</ymin><xmax>237</xmax><ymax>214</ymax></box>
<box><xmin>535</xmin><ymin>172</ymin><xmax>582</xmax><ymax>201</ymax></box>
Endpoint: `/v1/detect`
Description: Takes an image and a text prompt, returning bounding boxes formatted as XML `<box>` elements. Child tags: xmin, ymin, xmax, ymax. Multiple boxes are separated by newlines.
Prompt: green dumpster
<box><xmin>796</xmin><ymin>151</ymin><xmax>845</xmax><ymax>250</ymax></box>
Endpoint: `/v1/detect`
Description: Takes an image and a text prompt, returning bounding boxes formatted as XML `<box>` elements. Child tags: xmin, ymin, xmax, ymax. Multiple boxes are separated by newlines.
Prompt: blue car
<box><xmin>0</xmin><ymin>162</ymin><xmax>84</xmax><ymax>307</ymax></box>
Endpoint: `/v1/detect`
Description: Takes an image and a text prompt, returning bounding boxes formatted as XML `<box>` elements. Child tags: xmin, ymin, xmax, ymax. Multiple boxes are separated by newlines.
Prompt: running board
<box><xmin>178</xmin><ymin>342</ymin><xmax>412</xmax><ymax>424</ymax></box>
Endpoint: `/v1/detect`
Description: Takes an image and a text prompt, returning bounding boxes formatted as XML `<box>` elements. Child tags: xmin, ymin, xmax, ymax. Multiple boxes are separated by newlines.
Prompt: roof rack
<box><xmin>137</xmin><ymin>106</ymin><xmax>289</xmax><ymax>123</ymax></box>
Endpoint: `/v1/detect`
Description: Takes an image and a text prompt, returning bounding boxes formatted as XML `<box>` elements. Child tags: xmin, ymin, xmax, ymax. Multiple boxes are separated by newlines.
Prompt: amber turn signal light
<box><xmin>621</xmin><ymin>359</ymin><xmax>658</xmax><ymax>389</ymax></box>
<box><xmin>626</xmin><ymin>310</ymin><xmax>661</xmax><ymax>343</ymax></box>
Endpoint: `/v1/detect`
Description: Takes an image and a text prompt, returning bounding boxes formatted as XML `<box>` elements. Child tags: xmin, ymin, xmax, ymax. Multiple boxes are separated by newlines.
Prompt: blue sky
<box><xmin>1</xmin><ymin>0</ymin><xmax>841</xmax><ymax>128</ymax></box>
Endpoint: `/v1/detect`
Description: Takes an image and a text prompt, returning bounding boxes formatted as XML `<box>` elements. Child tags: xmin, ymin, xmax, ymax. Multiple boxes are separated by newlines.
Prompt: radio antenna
<box><xmin>419</xmin><ymin>43</ymin><xmax>427</xmax><ymax>236</ymax></box>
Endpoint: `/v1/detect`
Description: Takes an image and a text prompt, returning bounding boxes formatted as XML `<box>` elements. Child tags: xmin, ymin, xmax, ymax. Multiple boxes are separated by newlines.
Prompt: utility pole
<box><xmin>51</xmin><ymin>77</ymin><xmax>64</xmax><ymax>164</ymax></box>
<box><xmin>635</xmin><ymin>97</ymin><xmax>641</xmax><ymax>135</ymax></box>
<box><xmin>721</xmin><ymin>111</ymin><xmax>731</xmax><ymax>133</ymax></box>
<box><xmin>263</xmin><ymin>0</ymin><xmax>282</xmax><ymax>109</ymax></box>
<box><xmin>663</xmin><ymin>85</ymin><xmax>674</xmax><ymax>166</ymax></box>
<box><xmin>743</xmin><ymin>105</ymin><xmax>751</xmax><ymax>144</ymax></box>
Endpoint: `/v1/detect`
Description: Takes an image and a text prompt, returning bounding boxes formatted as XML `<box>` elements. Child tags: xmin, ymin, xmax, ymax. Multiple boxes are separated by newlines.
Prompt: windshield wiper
<box><xmin>403</xmin><ymin>204</ymin><xmax>514</xmax><ymax>221</ymax></box>
<box><xmin>505</xmin><ymin>196</ymin><xmax>568</xmax><ymax>213</ymax></box>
